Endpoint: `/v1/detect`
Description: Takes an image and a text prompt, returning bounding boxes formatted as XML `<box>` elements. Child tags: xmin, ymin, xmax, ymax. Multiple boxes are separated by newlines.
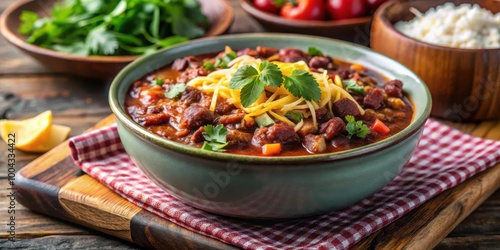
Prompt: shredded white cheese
<box><xmin>395</xmin><ymin>3</ymin><xmax>500</xmax><ymax>49</ymax></box>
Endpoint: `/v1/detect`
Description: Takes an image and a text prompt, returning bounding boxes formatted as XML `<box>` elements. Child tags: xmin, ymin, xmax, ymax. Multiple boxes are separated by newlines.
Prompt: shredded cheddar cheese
<box><xmin>187</xmin><ymin>53</ymin><xmax>364</xmax><ymax>131</ymax></box>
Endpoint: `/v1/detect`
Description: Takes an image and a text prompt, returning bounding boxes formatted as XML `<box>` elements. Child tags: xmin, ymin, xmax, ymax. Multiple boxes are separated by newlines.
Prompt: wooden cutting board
<box><xmin>16</xmin><ymin>114</ymin><xmax>500</xmax><ymax>250</ymax></box>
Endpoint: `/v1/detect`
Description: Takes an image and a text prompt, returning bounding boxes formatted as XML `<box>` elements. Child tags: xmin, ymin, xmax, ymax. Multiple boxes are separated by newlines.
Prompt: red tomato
<box><xmin>253</xmin><ymin>0</ymin><xmax>281</xmax><ymax>14</ymax></box>
<box><xmin>280</xmin><ymin>0</ymin><xmax>325</xmax><ymax>21</ymax></box>
<box><xmin>365</xmin><ymin>0</ymin><xmax>389</xmax><ymax>11</ymax></box>
<box><xmin>326</xmin><ymin>0</ymin><xmax>368</xmax><ymax>20</ymax></box>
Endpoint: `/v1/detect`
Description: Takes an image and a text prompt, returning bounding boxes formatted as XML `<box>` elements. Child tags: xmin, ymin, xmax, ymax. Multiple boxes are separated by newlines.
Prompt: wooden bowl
<box><xmin>239</xmin><ymin>0</ymin><xmax>372</xmax><ymax>45</ymax></box>
<box><xmin>0</xmin><ymin>0</ymin><xmax>234</xmax><ymax>80</ymax></box>
<box><xmin>371</xmin><ymin>0</ymin><xmax>500</xmax><ymax>121</ymax></box>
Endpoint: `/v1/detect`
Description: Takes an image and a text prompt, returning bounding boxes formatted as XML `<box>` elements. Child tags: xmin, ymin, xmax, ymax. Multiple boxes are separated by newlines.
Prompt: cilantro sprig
<box><xmin>345</xmin><ymin>115</ymin><xmax>371</xmax><ymax>139</ymax></box>
<box><xmin>18</xmin><ymin>0</ymin><xmax>208</xmax><ymax>56</ymax></box>
<box><xmin>229</xmin><ymin>61</ymin><xmax>321</xmax><ymax>107</ymax></box>
<box><xmin>343</xmin><ymin>78</ymin><xmax>365</xmax><ymax>95</ymax></box>
<box><xmin>201</xmin><ymin>124</ymin><xmax>228</xmax><ymax>152</ymax></box>
<box><xmin>165</xmin><ymin>83</ymin><xmax>186</xmax><ymax>99</ymax></box>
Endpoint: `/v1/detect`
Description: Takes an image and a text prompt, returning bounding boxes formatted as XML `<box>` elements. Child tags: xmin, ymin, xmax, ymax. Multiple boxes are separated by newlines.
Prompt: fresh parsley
<box><xmin>152</xmin><ymin>77</ymin><xmax>164</xmax><ymax>86</ymax></box>
<box><xmin>18</xmin><ymin>0</ymin><xmax>208</xmax><ymax>56</ymax></box>
<box><xmin>345</xmin><ymin>115</ymin><xmax>371</xmax><ymax>139</ymax></box>
<box><xmin>308</xmin><ymin>47</ymin><xmax>323</xmax><ymax>56</ymax></box>
<box><xmin>201</xmin><ymin>124</ymin><xmax>228</xmax><ymax>152</ymax></box>
<box><xmin>165</xmin><ymin>83</ymin><xmax>186</xmax><ymax>99</ymax></box>
<box><xmin>283</xmin><ymin>70</ymin><xmax>321</xmax><ymax>102</ymax></box>
<box><xmin>343</xmin><ymin>78</ymin><xmax>365</xmax><ymax>95</ymax></box>
<box><xmin>229</xmin><ymin>61</ymin><xmax>320</xmax><ymax>107</ymax></box>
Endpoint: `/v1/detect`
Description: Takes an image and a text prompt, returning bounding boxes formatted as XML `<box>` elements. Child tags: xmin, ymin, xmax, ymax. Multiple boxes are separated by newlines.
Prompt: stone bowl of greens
<box><xmin>0</xmin><ymin>0</ymin><xmax>234</xmax><ymax>80</ymax></box>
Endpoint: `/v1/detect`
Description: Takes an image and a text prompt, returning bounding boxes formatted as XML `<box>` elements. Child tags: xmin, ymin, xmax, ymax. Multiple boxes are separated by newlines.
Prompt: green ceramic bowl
<box><xmin>109</xmin><ymin>33</ymin><xmax>431</xmax><ymax>219</ymax></box>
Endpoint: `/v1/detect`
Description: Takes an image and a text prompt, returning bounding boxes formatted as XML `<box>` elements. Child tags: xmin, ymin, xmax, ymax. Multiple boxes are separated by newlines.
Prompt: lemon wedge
<box><xmin>0</xmin><ymin>111</ymin><xmax>71</xmax><ymax>153</ymax></box>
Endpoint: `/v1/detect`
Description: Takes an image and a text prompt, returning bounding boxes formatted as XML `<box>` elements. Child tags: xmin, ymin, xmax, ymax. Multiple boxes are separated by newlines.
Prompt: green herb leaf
<box><xmin>345</xmin><ymin>115</ymin><xmax>370</xmax><ymax>139</ymax></box>
<box><xmin>203</xmin><ymin>61</ymin><xmax>216</xmax><ymax>71</ymax></box>
<box><xmin>18</xmin><ymin>0</ymin><xmax>207</xmax><ymax>56</ymax></box>
<box><xmin>229</xmin><ymin>65</ymin><xmax>259</xmax><ymax>90</ymax></box>
<box><xmin>283</xmin><ymin>70</ymin><xmax>321</xmax><ymax>102</ymax></box>
<box><xmin>258</xmin><ymin>61</ymin><xmax>283</xmax><ymax>88</ymax></box>
<box><xmin>285</xmin><ymin>111</ymin><xmax>304</xmax><ymax>123</ymax></box>
<box><xmin>165</xmin><ymin>83</ymin><xmax>186</xmax><ymax>99</ymax></box>
<box><xmin>86</xmin><ymin>26</ymin><xmax>119</xmax><ymax>55</ymax></box>
<box><xmin>230</xmin><ymin>61</ymin><xmax>283</xmax><ymax>107</ymax></box>
<box><xmin>240</xmin><ymin>79</ymin><xmax>265</xmax><ymax>107</ymax></box>
<box><xmin>308</xmin><ymin>47</ymin><xmax>323</xmax><ymax>56</ymax></box>
<box><xmin>343</xmin><ymin>78</ymin><xmax>365</xmax><ymax>95</ymax></box>
<box><xmin>18</xmin><ymin>11</ymin><xmax>39</xmax><ymax>35</ymax></box>
<box><xmin>202</xmin><ymin>124</ymin><xmax>228</xmax><ymax>152</ymax></box>
<box><xmin>52</xmin><ymin>42</ymin><xmax>88</xmax><ymax>56</ymax></box>
<box><xmin>153</xmin><ymin>77</ymin><xmax>164</xmax><ymax>86</ymax></box>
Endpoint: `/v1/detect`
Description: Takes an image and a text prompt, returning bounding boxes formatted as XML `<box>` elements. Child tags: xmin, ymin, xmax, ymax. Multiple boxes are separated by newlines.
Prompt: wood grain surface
<box><xmin>0</xmin><ymin>0</ymin><xmax>499</xmax><ymax>249</ymax></box>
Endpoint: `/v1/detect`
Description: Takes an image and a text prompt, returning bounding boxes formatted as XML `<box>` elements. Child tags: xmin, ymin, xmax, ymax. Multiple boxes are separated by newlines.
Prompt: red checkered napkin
<box><xmin>69</xmin><ymin>119</ymin><xmax>500</xmax><ymax>250</ymax></box>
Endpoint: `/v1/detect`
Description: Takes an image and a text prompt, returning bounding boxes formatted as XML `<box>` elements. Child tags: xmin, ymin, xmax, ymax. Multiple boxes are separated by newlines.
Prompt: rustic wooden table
<box><xmin>0</xmin><ymin>0</ymin><xmax>498</xmax><ymax>249</ymax></box>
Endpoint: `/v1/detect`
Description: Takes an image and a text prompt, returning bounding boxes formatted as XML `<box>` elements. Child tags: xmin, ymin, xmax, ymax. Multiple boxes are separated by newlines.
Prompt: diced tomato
<box><xmin>370</xmin><ymin>119</ymin><xmax>390</xmax><ymax>135</ymax></box>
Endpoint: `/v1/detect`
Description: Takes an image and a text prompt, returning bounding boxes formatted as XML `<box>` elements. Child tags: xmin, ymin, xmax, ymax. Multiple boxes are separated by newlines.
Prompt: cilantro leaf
<box><xmin>152</xmin><ymin>77</ymin><xmax>164</xmax><ymax>86</ymax></box>
<box><xmin>283</xmin><ymin>70</ymin><xmax>321</xmax><ymax>102</ymax></box>
<box><xmin>202</xmin><ymin>124</ymin><xmax>228</xmax><ymax>152</ymax></box>
<box><xmin>18</xmin><ymin>11</ymin><xmax>39</xmax><ymax>35</ymax></box>
<box><xmin>165</xmin><ymin>83</ymin><xmax>186</xmax><ymax>99</ymax></box>
<box><xmin>86</xmin><ymin>26</ymin><xmax>119</xmax><ymax>55</ymax></box>
<box><xmin>229</xmin><ymin>65</ymin><xmax>259</xmax><ymax>90</ymax></box>
<box><xmin>240</xmin><ymin>81</ymin><xmax>265</xmax><ymax>108</ymax></box>
<box><xmin>18</xmin><ymin>0</ymin><xmax>207</xmax><ymax>56</ymax></box>
<box><xmin>259</xmin><ymin>61</ymin><xmax>283</xmax><ymax>88</ymax></box>
<box><xmin>52</xmin><ymin>42</ymin><xmax>88</xmax><ymax>56</ymax></box>
<box><xmin>345</xmin><ymin>115</ymin><xmax>370</xmax><ymax>139</ymax></box>
<box><xmin>230</xmin><ymin>61</ymin><xmax>283</xmax><ymax>107</ymax></box>
<box><xmin>343</xmin><ymin>78</ymin><xmax>365</xmax><ymax>95</ymax></box>
<box><xmin>308</xmin><ymin>47</ymin><xmax>323</xmax><ymax>56</ymax></box>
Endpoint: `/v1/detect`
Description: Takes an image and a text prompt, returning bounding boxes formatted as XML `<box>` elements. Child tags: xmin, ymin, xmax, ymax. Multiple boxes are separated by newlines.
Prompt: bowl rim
<box><xmin>109</xmin><ymin>33</ymin><xmax>432</xmax><ymax>164</ymax></box>
<box><xmin>375</xmin><ymin>0</ymin><xmax>500</xmax><ymax>52</ymax></box>
<box><xmin>238</xmin><ymin>0</ymin><xmax>372</xmax><ymax>27</ymax></box>
<box><xmin>0</xmin><ymin>0</ymin><xmax>234</xmax><ymax>63</ymax></box>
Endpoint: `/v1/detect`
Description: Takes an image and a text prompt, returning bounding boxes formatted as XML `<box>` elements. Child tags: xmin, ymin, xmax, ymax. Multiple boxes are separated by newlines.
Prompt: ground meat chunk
<box><xmin>384</xmin><ymin>79</ymin><xmax>403</xmax><ymax>98</ymax></box>
<box><xmin>214</xmin><ymin>98</ymin><xmax>235</xmax><ymax>114</ymax></box>
<box><xmin>182</xmin><ymin>105</ymin><xmax>215</xmax><ymax>129</ymax></box>
<box><xmin>218</xmin><ymin>113</ymin><xmax>245</xmax><ymax>125</ymax></box>
<box><xmin>279</xmin><ymin>48</ymin><xmax>307</xmax><ymax>62</ymax></box>
<box><xmin>256</xmin><ymin>46</ymin><xmax>279</xmax><ymax>58</ymax></box>
<box><xmin>141</xmin><ymin>113</ymin><xmax>170</xmax><ymax>127</ymax></box>
<box><xmin>226</xmin><ymin>129</ymin><xmax>253</xmax><ymax>145</ymax></box>
<box><xmin>319</xmin><ymin>117</ymin><xmax>345</xmax><ymax>140</ymax></box>
<box><xmin>180</xmin><ymin>86</ymin><xmax>202</xmax><ymax>105</ymax></box>
<box><xmin>315</xmin><ymin>108</ymin><xmax>332</xmax><ymax>123</ymax></box>
<box><xmin>171</xmin><ymin>56</ymin><xmax>202</xmax><ymax>71</ymax></box>
<box><xmin>363</xmin><ymin>88</ymin><xmax>384</xmax><ymax>109</ymax></box>
<box><xmin>303</xmin><ymin>134</ymin><xmax>326</xmax><ymax>153</ymax></box>
<box><xmin>332</xmin><ymin>98</ymin><xmax>361</xmax><ymax>118</ymax></box>
<box><xmin>252</xmin><ymin>123</ymin><xmax>300</xmax><ymax>146</ymax></box>
<box><xmin>190</xmin><ymin>126</ymin><xmax>205</xmax><ymax>143</ymax></box>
